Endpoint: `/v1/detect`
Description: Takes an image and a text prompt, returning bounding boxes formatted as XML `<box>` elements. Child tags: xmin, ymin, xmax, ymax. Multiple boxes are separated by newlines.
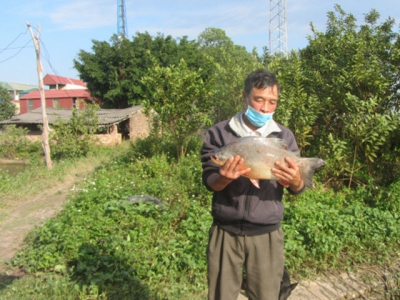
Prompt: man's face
<box><xmin>245</xmin><ymin>85</ymin><xmax>279</xmax><ymax>114</ymax></box>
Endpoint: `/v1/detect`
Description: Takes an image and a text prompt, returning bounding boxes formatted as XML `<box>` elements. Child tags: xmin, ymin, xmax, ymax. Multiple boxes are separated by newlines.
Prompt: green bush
<box><xmin>50</xmin><ymin>105</ymin><xmax>100</xmax><ymax>160</ymax></box>
<box><xmin>0</xmin><ymin>125</ymin><xmax>41</xmax><ymax>160</ymax></box>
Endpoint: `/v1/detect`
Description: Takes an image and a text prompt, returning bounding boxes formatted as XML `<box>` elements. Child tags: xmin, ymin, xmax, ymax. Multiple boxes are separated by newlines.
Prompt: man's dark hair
<box><xmin>244</xmin><ymin>69</ymin><xmax>280</xmax><ymax>98</ymax></box>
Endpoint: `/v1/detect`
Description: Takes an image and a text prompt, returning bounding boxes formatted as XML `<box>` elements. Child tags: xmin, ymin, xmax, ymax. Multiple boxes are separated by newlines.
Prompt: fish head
<box><xmin>211</xmin><ymin>146</ymin><xmax>236</xmax><ymax>167</ymax></box>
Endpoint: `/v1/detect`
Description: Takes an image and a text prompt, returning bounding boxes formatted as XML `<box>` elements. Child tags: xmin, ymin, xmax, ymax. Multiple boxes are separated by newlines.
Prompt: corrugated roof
<box><xmin>0</xmin><ymin>106</ymin><xmax>143</xmax><ymax>126</ymax></box>
<box><xmin>43</xmin><ymin>74</ymin><xmax>86</xmax><ymax>87</ymax></box>
<box><xmin>20</xmin><ymin>89</ymin><xmax>91</xmax><ymax>100</ymax></box>
<box><xmin>0</xmin><ymin>82</ymin><xmax>38</xmax><ymax>91</ymax></box>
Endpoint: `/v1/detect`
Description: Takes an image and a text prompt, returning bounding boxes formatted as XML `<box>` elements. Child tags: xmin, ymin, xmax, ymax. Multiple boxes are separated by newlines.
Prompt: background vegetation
<box><xmin>0</xmin><ymin>4</ymin><xmax>399</xmax><ymax>300</ymax></box>
<box><xmin>0</xmin><ymin>85</ymin><xmax>16</xmax><ymax>122</ymax></box>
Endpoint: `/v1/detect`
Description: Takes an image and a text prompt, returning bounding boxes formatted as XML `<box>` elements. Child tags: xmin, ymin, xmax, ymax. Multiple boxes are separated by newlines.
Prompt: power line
<box><xmin>0</xmin><ymin>40</ymin><xmax>32</xmax><ymax>64</ymax></box>
<box><xmin>0</xmin><ymin>28</ymin><xmax>29</xmax><ymax>54</ymax></box>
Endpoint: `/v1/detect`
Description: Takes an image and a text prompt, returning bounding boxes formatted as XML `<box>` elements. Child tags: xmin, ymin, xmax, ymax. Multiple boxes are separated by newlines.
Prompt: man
<box><xmin>201</xmin><ymin>69</ymin><xmax>305</xmax><ymax>300</ymax></box>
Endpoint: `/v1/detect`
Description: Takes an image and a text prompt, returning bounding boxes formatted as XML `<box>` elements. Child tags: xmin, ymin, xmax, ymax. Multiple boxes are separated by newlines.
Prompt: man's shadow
<box><xmin>69</xmin><ymin>243</ymin><xmax>154</xmax><ymax>300</ymax></box>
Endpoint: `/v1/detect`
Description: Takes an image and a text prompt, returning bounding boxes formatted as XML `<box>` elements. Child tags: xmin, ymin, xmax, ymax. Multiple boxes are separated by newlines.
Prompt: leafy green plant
<box><xmin>0</xmin><ymin>85</ymin><xmax>15</xmax><ymax>121</ymax></box>
<box><xmin>0</xmin><ymin>125</ymin><xmax>41</xmax><ymax>160</ymax></box>
<box><xmin>50</xmin><ymin>104</ymin><xmax>100</xmax><ymax>160</ymax></box>
<box><xmin>141</xmin><ymin>55</ymin><xmax>216</xmax><ymax>158</ymax></box>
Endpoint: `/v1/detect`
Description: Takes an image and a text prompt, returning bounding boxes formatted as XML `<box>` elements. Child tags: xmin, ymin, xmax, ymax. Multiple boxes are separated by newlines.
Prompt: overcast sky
<box><xmin>1</xmin><ymin>0</ymin><xmax>399</xmax><ymax>85</ymax></box>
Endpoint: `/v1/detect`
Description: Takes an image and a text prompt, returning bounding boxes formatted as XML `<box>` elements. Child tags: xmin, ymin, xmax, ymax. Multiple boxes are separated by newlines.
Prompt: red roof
<box><xmin>20</xmin><ymin>89</ymin><xmax>91</xmax><ymax>100</ymax></box>
<box><xmin>43</xmin><ymin>74</ymin><xmax>86</xmax><ymax>87</ymax></box>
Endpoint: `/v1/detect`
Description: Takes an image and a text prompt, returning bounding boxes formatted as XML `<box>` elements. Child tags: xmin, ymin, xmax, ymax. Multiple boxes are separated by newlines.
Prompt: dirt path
<box><xmin>0</xmin><ymin>178</ymin><xmax>75</xmax><ymax>275</ymax></box>
<box><xmin>0</xmin><ymin>180</ymin><xmax>72</xmax><ymax>261</ymax></box>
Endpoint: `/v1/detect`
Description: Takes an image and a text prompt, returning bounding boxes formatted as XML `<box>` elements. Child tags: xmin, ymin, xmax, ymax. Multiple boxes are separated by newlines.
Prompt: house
<box><xmin>19</xmin><ymin>89</ymin><xmax>94</xmax><ymax>114</ymax></box>
<box><xmin>0</xmin><ymin>106</ymin><xmax>151</xmax><ymax>146</ymax></box>
<box><xmin>0</xmin><ymin>82</ymin><xmax>38</xmax><ymax>114</ymax></box>
<box><xmin>19</xmin><ymin>74</ymin><xmax>97</xmax><ymax>114</ymax></box>
<box><xmin>43</xmin><ymin>74</ymin><xmax>86</xmax><ymax>90</ymax></box>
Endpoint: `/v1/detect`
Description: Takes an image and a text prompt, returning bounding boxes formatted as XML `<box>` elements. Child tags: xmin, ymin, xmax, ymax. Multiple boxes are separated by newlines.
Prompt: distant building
<box><xmin>0</xmin><ymin>82</ymin><xmax>38</xmax><ymax>115</ymax></box>
<box><xmin>0</xmin><ymin>106</ymin><xmax>152</xmax><ymax>146</ymax></box>
<box><xmin>43</xmin><ymin>74</ymin><xmax>87</xmax><ymax>90</ymax></box>
<box><xmin>19</xmin><ymin>74</ymin><xmax>97</xmax><ymax>114</ymax></box>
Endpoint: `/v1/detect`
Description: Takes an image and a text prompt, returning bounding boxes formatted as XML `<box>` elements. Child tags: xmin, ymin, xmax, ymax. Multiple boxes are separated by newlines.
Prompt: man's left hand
<box><xmin>271</xmin><ymin>157</ymin><xmax>304</xmax><ymax>191</ymax></box>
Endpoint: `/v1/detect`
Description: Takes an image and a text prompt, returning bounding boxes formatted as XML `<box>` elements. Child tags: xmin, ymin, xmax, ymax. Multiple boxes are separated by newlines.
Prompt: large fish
<box><xmin>211</xmin><ymin>136</ymin><xmax>324</xmax><ymax>189</ymax></box>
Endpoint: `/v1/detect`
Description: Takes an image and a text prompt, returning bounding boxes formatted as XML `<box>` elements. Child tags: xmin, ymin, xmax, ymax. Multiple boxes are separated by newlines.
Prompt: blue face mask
<box><xmin>245</xmin><ymin>105</ymin><xmax>274</xmax><ymax>127</ymax></box>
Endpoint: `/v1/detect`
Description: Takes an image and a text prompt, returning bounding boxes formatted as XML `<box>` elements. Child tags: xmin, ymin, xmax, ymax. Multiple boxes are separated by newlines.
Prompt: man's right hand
<box><xmin>207</xmin><ymin>155</ymin><xmax>251</xmax><ymax>191</ymax></box>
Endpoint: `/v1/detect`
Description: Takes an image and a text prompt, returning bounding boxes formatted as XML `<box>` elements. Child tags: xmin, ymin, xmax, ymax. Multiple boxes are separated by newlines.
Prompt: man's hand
<box><xmin>219</xmin><ymin>155</ymin><xmax>250</xmax><ymax>180</ymax></box>
<box><xmin>207</xmin><ymin>155</ymin><xmax>251</xmax><ymax>191</ymax></box>
<box><xmin>271</xmin><ymin>157</ymin><xmax>304</xmax><ymax>191</ymax></box>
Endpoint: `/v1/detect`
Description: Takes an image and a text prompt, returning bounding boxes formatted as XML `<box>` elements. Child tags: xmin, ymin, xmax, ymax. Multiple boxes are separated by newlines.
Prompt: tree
<box><xmin>0</xmin><ymin>85</ymin><xmax>16</xmax><ymax>121</ymax></box>
<box><xmin>74</xmin><ymin>33</ymin><xmax>211</xmax><ymax>109</ymax></box>
<box><xmin>299</xmin><ymin>5</ymin><xmax>400</xmax><ymax>188</ymax></box>
<box><xmin>141</xmin><ymin>56</ymin><xmax>216</xmax><ymax>158</ymax></box>
<box><xmin>267</xmin><ymin>52</ymin><xmax>321</xmax><ymax>155</ymax></box>
<box><xmin>197</xmin><ymin>28</ymin><xmax>263</xmax><ymax>122</ymax></box>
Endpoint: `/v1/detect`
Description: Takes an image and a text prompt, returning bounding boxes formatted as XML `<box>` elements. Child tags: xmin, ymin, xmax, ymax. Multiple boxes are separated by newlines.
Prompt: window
<box><xmin>53</xmin><ymin>98</ymin><xmax>60</xmax><ymax>108</ymax></box>
<box><xmin>27</xmin><ymin>99</ymin><xmax>34</xmax><ymax>112</ymax></box>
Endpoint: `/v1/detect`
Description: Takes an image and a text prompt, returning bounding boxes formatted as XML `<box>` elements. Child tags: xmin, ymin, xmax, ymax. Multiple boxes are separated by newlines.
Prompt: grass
<box><xmin>0</xmin><ymin>144</ymin><xmax>127</xmax><ymax>204</ymax></box>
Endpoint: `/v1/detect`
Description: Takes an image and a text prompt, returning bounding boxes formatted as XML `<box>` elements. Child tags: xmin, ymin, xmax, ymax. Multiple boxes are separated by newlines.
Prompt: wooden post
<box><xmin>26</xmin><ymin>22</ymin><xmax>53</xmax><ymax>169</ymax></box>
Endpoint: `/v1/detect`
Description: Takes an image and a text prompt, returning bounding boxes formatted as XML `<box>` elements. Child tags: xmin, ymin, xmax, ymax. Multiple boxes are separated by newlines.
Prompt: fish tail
<box><xmin>299</xmin><ymin>158</ymin><xmax>325</xmax><ymax>189</ymax></box>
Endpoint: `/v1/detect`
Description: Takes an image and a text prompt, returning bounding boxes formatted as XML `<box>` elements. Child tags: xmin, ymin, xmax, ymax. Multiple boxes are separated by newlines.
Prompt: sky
<box><xmin>1</xmin><ymin>0</ymin><xmax>399</xmax><ymax>86</ymax></box>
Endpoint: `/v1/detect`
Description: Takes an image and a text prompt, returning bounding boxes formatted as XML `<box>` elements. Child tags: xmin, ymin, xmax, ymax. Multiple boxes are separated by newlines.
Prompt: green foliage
<box><xmin>283</xmin><ymin>182</ymin><xmax>400</xmax><ymax>273</ymax></box>
<box><xmin>50</xmin><ymin>104</ymin><xmax>100</xmax><ymax>160</ymax></box>
<box><xmin>269</xmin><ymin>5</ymin><xmax>400</xmax><ymax>189</ymax></box>
<box><xmin>0</xmin><ymin>125</ymin><xmax>41</xmax><ymax>160</ymax></box>
<box><xmin>269</xmin><ymin>52</ymin><xmax>321</xmax><ymax>155</ymax></box>
<box><xmin>141</xmin><ymin>56</ymin><xmax>216</xmax><ymax>158</ymax></box>
<box><xmin>131</xmin><ymin>131</ymin><xmax>204</xmax><ymax>161</ymax></box>
<box><xmin>11</xmin><ymin>147</ymin><xmax>211</xmax><ymax>299</ymax></box>
<box><xmin>0</xmin><ymin>85</ymin><xmax>15</xmax><ymax>121</ymax></box>
<box><xmin>0</xmin><ymin>273</ymin><xmax>100</xmax><ymax>300</ymax></box>
<box><xmin>198</xmin><ymin>27</ymin><xmax>263</xmax><ymax>121</ymax></box>
<box><xmin>5</xmin><ymin>140</ymin><xmax>400</xmax><ymax>299</ymax></box>
<box><xmin>74</xmin><ymin>33</ymin><xmax>211</xmax><ymax>109</ymax></box>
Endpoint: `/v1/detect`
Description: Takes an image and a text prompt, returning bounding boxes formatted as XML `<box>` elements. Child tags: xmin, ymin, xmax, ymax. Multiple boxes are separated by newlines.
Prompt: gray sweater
<box><xmin>201</xmin><ymin>112</ymin><xmax>305</xmax><ymax>235</ymax></box>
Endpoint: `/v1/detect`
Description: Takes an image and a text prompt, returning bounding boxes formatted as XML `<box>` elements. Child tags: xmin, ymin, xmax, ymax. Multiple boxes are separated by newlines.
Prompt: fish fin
<box><xmin>250</xmin><ymin>179</ymin><xmax>260</xmax><ymax>189</ymax></box>
<box><xmin>299</xmin><ymin>158</ymin><xmax>325</xmax><ymax>189</ymax></box>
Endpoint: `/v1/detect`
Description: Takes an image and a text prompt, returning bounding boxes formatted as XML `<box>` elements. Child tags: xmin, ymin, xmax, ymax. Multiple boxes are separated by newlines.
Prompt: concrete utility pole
<box><xmin>269</xmin><ymin>0</ymin><xmax>288</xmax><ymax>57</ymax></box>
<box><xmin>26</xmin><ymin>22</ymin><xmax>53</xmax><ymax>169</ymax></box>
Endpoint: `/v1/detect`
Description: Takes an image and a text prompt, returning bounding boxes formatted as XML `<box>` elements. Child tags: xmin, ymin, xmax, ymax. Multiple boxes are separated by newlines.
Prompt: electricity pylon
<box><xmin>269</xmin><ymin>0</ymin><xmax>288</xmax><ymax>57</ymax></box>
<box><xmin>117</xmin><ymin>0</ymin><xmax>128</xmax><ymax>38</ymax></box>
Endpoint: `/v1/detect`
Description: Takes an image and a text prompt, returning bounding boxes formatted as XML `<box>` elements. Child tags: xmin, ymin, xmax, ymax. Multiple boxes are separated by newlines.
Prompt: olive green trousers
<box><xmin>207</xmin><ymin>225</ymin><xmax>284</xmax><ymax>300</ymax></box>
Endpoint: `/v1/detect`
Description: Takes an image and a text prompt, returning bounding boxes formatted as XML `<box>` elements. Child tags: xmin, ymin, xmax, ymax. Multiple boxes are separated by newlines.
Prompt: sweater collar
<box><xmin>228</xmin><ymin>111</ymin><xmax>281</xmax><ymax>137</ymax></box>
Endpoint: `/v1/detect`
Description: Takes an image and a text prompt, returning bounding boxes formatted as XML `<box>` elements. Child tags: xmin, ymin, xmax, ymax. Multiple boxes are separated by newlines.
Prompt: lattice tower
<box><xmin>117</xmin><ymin>0</ymin><xmax>128</xmax><ymax>38</ymax></box>
<box><xmin>269</xmin><ymin>0</ymin><xmax>288</xmax><ymax>57</ymax></box>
